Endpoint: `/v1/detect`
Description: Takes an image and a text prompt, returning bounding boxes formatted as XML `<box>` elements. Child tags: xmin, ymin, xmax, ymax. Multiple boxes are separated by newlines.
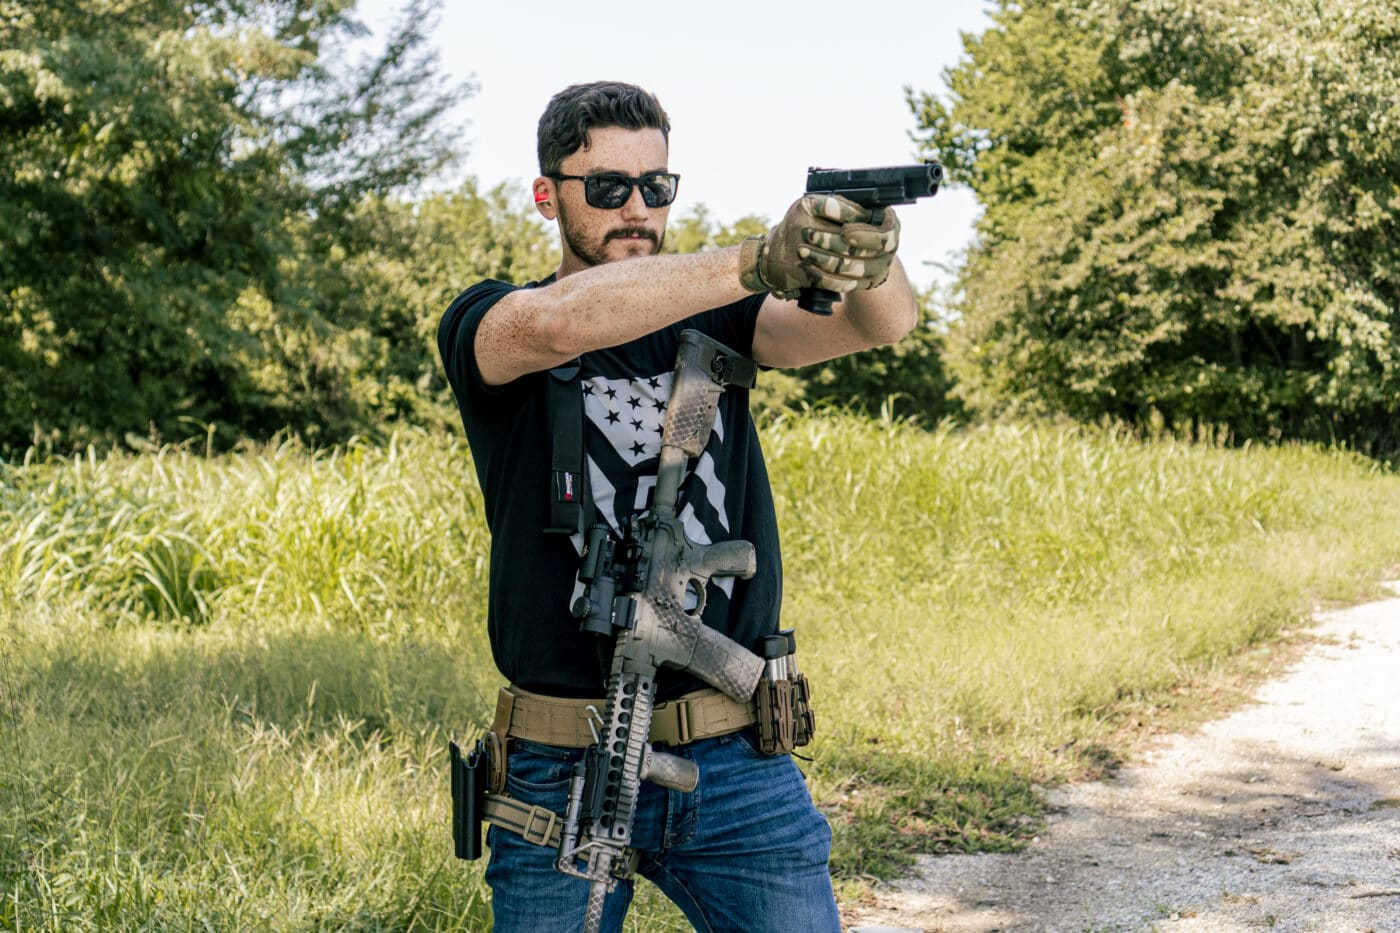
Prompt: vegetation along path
<box><xmin>848</xmin><ymin>584</ymin><xmax>1400</xmax><ymax>933</ymax></box>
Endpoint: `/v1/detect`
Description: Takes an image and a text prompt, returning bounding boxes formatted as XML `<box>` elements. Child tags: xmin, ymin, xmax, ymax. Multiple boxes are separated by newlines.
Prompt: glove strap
<box><xmin>738</xmin><ymin>234</ymin><xmax>770</xmax><ymax>293</ymax></box>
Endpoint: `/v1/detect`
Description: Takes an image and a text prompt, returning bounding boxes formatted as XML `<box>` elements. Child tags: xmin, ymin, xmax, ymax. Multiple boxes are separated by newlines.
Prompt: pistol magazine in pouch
<box><xmin>449</xmin><ymin>735</ymin><xmax>500</xmax><ymax>860</ymax></box>
<box><xmin>755</xmin><ymin>629</ymin><xmax>816</xmax><ymax>756</ymax></box>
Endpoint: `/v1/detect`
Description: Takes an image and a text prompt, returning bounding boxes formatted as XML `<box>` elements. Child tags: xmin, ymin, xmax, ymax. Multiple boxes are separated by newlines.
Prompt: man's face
<box><xmin>542</xmin><ymin>126</ymin><xmax>671</xmax><ymax>275</ymax></box>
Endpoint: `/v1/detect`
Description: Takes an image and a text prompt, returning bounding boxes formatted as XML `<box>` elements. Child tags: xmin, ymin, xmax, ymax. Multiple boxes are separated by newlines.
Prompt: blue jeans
<box><xmin>484</xmin><ymin>729</ymin><xmax>840</xmax><ymax>932</ymax></box>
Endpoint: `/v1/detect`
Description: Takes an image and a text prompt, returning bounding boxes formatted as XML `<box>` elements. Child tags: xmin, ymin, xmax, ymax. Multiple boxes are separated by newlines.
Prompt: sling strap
<box><xmin>480</xmin><ymin>685</ymin><xmax>760</xmax><ymax>853</ymax></box>
<box><xmin>545</xmin><ymin>359</ymin><xmax>586</xmax><ymax>535</ymax></box>
<box><xmin>483</xmin><ymin>794</ymin><xmax>563</xmax><ymax>848</ymax></box>
<box><xmin>541</xmin><ymin>328</ymin><xmax>756</xmax><ymax>536</ymax></box>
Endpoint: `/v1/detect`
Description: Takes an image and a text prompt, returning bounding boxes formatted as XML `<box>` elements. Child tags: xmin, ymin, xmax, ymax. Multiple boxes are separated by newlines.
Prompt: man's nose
<box><xmin>619</xmin><ymin>185</ymin><xmax>649</xmax><ymax>221</ymax></box>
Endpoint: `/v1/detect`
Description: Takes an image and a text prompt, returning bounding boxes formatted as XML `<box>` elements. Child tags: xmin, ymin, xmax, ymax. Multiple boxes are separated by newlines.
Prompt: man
<box><xmin>438</xmin><ymin>81</ymin><xmax>915</xmax><ymax>932</ymax></box>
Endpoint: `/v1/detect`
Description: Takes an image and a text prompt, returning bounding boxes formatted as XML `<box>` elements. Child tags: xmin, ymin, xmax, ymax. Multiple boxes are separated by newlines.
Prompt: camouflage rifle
<box><xmin>799</xmin><ymin>161</ymin><xmax>944</xmax><ymax>315</ymax></box>
<box><xmin>556</xmin><ymin>329</ymin><xmax>766</xmax><ymax>933</ymax></box>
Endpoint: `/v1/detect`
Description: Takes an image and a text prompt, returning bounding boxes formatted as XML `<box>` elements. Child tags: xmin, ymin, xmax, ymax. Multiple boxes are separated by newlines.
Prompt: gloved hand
<box><xmin>739</xmin><ymin>195</ymin><xmax>900</xmax><ymax>299</ymax></box>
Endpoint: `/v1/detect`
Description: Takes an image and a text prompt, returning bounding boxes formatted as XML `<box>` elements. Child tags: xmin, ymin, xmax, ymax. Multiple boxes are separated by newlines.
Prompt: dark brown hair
<box><xmin>537</xmin><ymin>82</ymin><xmax>670</xmax><ymax>176</ymax></box>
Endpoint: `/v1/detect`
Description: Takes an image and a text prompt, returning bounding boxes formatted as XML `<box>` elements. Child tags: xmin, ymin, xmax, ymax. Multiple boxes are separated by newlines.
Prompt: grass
<box><xmin>3</xmin><ymin>416</ymin><xmax>1400</xmax><ymax>930</ymax></box>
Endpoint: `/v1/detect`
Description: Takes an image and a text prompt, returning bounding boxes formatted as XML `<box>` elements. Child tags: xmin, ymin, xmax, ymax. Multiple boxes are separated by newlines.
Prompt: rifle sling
<box><xmin>481</xmin><ymin>795</ymin><xmax>641</xmax><ymax>885</ymax></box>
<box><xmin>482</xmin><ymin>794</ymin><xmax>562</xmax><ymax>848</ymax></box>
<box><xmin>545</xmin><ymin>359</ymin><xmax>586</xmax><ymax>535</ymax></box>
<box><xmin>543</xmin><ymin>332</ymin><xmax>757</xmax><ymax>537</ymax></box>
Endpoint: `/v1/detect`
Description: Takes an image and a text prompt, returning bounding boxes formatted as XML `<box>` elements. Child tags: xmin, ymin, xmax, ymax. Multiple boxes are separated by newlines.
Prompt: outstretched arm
<box><xmin>473</xmin><ymin>249</ymin><xmax>752</xmax><ymax>387</ymax></box>
<box><xmin>474</xmin><ymin>194</ymin><xmax>917</xmax><ymax>386</ymax></box>
<box><xmin>747</xmin><ymin>196</ymin><xmax>918</xmax><ymax>369</ymax></box>
<box><xmin>750</xmin><ymin>257</ymin><xmax>918</xmax><ymax>369</ymax></box>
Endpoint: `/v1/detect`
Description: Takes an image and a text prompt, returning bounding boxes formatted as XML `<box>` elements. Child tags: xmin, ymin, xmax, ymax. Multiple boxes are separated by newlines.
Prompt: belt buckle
<box><xmin>672</xmin><ymin>698</ymin><xmax>693</xmax><ymax>745</ymax></box>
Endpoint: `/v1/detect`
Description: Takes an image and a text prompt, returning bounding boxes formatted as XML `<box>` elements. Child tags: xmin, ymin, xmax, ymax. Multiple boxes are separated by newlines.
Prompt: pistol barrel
<box><xmin>805</xmin><ymin>162</ymin><xmax>944</xmax><ymax>209</ymax></box>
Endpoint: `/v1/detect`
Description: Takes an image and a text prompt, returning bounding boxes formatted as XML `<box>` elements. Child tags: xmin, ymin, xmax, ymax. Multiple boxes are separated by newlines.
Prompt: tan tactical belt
<box><xmin>478</xmin><ymin>684</ymin><xmax>759</xmax><ymax>851</ymax></box>
<box><xmin>490</xmin><ymin>684</ymin><xmax>758</xmax><ymax>749</ymax></box>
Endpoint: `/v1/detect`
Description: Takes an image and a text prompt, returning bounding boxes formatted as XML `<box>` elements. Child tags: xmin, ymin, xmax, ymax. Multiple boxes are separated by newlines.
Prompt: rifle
<box><xmin>556</xmin><ymin>329</ymin><xmax>766</xmax><ymax>932</ymax></box>
<box><xmin>799</xmin><ymin>161</ymin><xmax>944</xmax><ymax>315</ymax></box>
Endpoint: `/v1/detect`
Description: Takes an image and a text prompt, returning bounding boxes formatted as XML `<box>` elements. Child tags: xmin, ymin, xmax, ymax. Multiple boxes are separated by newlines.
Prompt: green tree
<box><xmin>300</xmin><ymin>181</ymin><xmax>558</xmax><ymax>435</ymax></box>
<box><xmin>914</xmin><ymin>0</ymin><xmax>1400</xmax><ymax>452</ymax></box>
<box><xmin>0</xmin><ymin>0</ymin><xmax>468</xmax><ymax>452</ymax></box>
<box><xmin>662</xmin><ymin>203</ymin><xmax>769</xmax><ymax>255</ymax></box>
<box><xmin>791</xmin><ymin>292</ymin><xmax>964</xmax><ymax>425</ymax></box>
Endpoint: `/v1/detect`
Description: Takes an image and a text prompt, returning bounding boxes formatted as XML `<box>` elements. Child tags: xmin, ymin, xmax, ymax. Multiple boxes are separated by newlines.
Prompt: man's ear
<box><xmin>532</xmin><ymin>178</ymin><xmax>556</xmax><ymax>220</ymax></box>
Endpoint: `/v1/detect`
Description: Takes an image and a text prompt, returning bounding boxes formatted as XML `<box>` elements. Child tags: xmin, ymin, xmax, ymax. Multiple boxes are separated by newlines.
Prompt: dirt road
<box><xmin>848</xmin><ymin>585</ymin><xmax>1400</xmax><ymax>933</ymax></box>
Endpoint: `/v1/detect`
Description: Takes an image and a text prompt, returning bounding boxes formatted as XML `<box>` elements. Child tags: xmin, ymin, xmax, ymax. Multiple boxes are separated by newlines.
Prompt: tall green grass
<box><xmin>765</xmin><ymin>417</ymin><xmax>1400</xmax><ymax>879</ymax></box>
<box><xmin>3</xmin><ymin>418</ymin><xmax>1399</xmax><ymax>930</ymax></box>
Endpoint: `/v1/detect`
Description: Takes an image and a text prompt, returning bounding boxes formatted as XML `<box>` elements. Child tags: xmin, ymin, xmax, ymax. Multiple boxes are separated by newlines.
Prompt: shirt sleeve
<box><xmin>688</xmin><ymin>292</ymin><xmax>767</xmax><ymax>359</ymax></box>
<box><xmin>436</xmin><ymin>279</ymin><xmax>519</xmax><ymax>404</ymax></box>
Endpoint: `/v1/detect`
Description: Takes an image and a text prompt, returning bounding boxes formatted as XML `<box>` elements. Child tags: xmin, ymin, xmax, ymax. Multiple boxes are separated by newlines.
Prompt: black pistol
<box><xmin>800</xmin><ymin>162</ymin><xmax>944</xmax><ymax>315</ymax></box>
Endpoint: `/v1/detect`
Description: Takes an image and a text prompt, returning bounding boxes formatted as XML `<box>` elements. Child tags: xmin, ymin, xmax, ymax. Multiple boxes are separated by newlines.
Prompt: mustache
<box><xmin>604</xmin><ymin>227</ymin><xmax>659</xmax><ymax>244</ymax></box>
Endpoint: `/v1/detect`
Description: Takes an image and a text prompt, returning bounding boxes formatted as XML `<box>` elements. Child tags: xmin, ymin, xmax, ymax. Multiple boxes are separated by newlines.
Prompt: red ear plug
<box><xmin>534</xmin><ymin>190</ymin><xmax>549</xmax><ymax>203</ymax></box>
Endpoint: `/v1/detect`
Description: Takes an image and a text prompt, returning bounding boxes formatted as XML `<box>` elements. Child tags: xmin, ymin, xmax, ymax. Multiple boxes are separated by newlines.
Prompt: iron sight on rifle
<box><xmin>557</xmin><ymin>330</ymin><xmax>766</xmax><ymax>933</ymax></box>
<box><xmin>800</xmin><ymin>161</ymin><xmax>944</xmax><ymax>315</ymax></box>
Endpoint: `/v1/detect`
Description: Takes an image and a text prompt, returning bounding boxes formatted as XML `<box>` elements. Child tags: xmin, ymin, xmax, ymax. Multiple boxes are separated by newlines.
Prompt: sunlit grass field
<box><xmin>4</xmin><ymin>415</ymin><xmax>1399</xmax><ymax>930</ymax></box>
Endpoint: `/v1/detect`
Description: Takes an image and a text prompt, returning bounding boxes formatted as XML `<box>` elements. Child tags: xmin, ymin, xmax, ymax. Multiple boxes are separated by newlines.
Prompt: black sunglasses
<box><xmin>547</xmin><ymin>172</ymin><xmax>680</xmax><ymax>210</ymax></box>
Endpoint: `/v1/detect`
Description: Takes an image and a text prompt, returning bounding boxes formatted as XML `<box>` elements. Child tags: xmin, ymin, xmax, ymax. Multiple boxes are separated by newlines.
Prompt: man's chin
<box><xmin>608</xmin><ymin>237</ymin><xmax>661</xmax><ymax>259</ymax></box>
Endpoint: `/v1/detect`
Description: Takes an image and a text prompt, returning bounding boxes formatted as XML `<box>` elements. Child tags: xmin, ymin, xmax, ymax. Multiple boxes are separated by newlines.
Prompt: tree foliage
<box><xmin>914</xmin><ymin>0</ymin><xmax>1400</xmax><ymax>452</ymax></box>
<box><xmin>0</xmin><ymin>0</ymin><xmax>513</xmax><ymax>452</ymax></box>
<box><xmin>307</xmin><ymin>183</ymin><xmax>557</xmax><ymax>435</ymax></box>
<box><xmin>790</xmin><ymin>306</ymin><xmax>963</xmax><ymax>425</ymax></box>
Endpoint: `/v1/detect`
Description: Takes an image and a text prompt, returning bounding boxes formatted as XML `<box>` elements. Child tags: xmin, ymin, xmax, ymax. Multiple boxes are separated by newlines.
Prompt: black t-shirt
<box><xmin>437</xmin><ymin>278</ymin><xmax>782</xmax><ymax>700</ymax></box>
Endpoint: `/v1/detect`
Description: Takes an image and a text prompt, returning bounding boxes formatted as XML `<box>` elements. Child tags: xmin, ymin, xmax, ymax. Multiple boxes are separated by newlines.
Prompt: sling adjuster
<box><xmin>520</xmin><ymin>805</ymin><xmax>559</xmax><ymax>847</ymax></box>
<box><xmin>482</xmin><ymin>795</ymin><xmax>563</xmax><ymax>848</ymax></box>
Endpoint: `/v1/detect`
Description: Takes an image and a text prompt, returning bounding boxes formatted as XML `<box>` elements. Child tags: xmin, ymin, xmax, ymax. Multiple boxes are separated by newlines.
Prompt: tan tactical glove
<box><xmin>739</xmin><ymin>194</ymin><xmax>900</xmax><ymax>299</ymax></box>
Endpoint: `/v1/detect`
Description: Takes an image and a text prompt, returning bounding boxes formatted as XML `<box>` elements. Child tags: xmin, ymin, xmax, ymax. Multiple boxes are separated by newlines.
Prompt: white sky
<box><xmin>355</xmin><ymin>0</ymin><xmax>993</xmax><ymax>293</ymax></box>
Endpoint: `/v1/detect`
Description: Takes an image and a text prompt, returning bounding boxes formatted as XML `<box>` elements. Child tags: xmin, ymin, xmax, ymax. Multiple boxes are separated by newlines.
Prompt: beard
<box><xmin>559</xmin><ymin>204</ymin><xmax>664</xmax><ymax>268</ymax></box>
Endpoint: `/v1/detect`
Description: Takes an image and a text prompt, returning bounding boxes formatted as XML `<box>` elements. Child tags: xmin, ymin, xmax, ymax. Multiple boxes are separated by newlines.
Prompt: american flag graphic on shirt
<box><xmin>578</xmin><ymin>370</ymin><xmax>736</xmax><ymax>599</ymax></box>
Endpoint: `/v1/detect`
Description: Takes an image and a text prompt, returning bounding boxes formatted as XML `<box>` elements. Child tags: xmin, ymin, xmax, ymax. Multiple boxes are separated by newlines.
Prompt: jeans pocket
<box><xmin>505</xmin><ymin>740</ymin><xmax>581</xmax><ymax>804</ymax></box>
<box><xmin>729</xmin><ymin>727</ymin><xmax>775</xmax><ymax>760</ymax></box>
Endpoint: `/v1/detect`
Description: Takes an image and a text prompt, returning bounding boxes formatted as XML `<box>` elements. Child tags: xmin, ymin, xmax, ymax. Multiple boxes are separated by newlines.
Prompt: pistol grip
<box><xmin>797</xmin><ymin>286</ymin><xmax>839</xmax><ymax>315</ymax></box>
<box><xmin>795</xmin><ymin>203</ymin><xmax>887</xmax><ymax>315</ymax></box>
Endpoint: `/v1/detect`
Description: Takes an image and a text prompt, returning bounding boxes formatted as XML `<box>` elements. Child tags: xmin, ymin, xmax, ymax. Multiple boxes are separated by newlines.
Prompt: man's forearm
<box><xmin>749</xmin><ymin>257</ymin><xmax>919</xmax><ymax>370</ymax></box>
<box><xmin>539</xmin><ymin>248</ymin><xmax>752</xmax><ymax>356</ymax></box>
<box><xmin>476</xmin><ymin>247</ymin><xmax>754</xmax><ymax>386</ymax></box>
<box><xmin>838</xmin><ymin>257</ymin><xmax>919</xmax><ymax>347</ymax></box>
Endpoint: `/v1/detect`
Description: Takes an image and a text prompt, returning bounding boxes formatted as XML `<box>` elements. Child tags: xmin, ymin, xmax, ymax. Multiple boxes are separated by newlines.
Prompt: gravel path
<box><xmin>847</xmin><ymin>585</ymin><xmax>1400</xmax><ymax>933</ymax></box>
